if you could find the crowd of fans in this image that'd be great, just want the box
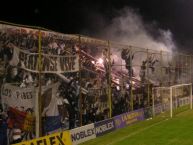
[0,27,155,144]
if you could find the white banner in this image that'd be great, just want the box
[1,83,35,111]
[9,46,79,73]
[70,123,96,145]
[1,83,60,112]
[41,83,60,116]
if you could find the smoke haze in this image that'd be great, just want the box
[99,7,176,52]
[81,7,178,81]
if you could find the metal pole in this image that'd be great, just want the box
[189,56,192,84]
[36,30,42,137]
[178,54,181,84]
[152,88,155,117]
[170,87,173,118]
[186,55,188,83]
[190,84,192,109]
[107,41,112,118]
[191,56,193,84]
[130,46,133,111]
[190,56,192,110]
[121,50,125,110]
[147,49,150,107]
[159,50,163,112]
[160,50,163,86]
[167,53,170,85]
[78,35,83,126]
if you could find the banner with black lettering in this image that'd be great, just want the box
[14,131,72,145]
[1,82,60,111]
[1,83,35,111]
[10,47,79,73]
[0,24,80,73]
[70,123,96,145]
[94,118,115,137]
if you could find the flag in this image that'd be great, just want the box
[23,113,35,132]
[7,107,35,132]
[7,107,26,129]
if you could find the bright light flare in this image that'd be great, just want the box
[126,84,129,89]
[97,58,104,64]
[115,78,120,84]
[91,61,95,64]
[132,81,135,85]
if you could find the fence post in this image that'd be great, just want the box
[36,29,42,137]
[170,87,173,118]
[152,88,155,117]
[78,35,83,126]
[190,56,192,110]
[130,46,133,111]
[160,50,163,86]
[107,41,112,118]
[146,49,150,107]
[190,84,192,109]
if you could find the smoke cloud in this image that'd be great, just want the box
[99,7,176,52]
[81,7,177,82]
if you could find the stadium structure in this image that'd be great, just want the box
[0,22,192,145]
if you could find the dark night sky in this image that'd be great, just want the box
[1,0,193,51]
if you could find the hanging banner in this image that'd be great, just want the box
[14,131,72,145]
[1,82,59,111]
[10,46,79,73]
[1,83,35,111]
[0,24,80,73]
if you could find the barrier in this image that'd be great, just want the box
[113,108,144,129]
[11,108,146,145]
[14,131,72,145]
[70,123,96,145]
[94,118,115,137]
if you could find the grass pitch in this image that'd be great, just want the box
[80,109,193,145]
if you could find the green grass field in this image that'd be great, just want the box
[80,109,193,145]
